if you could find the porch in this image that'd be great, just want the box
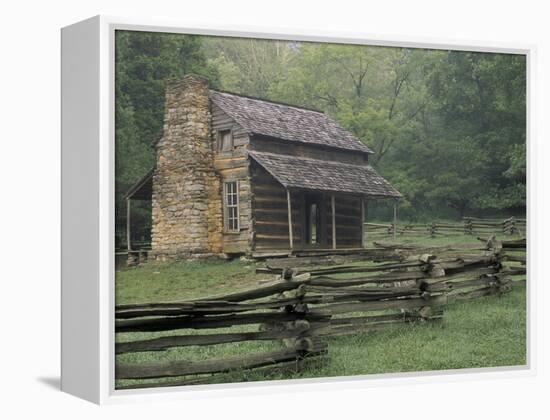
[248,151,401,254]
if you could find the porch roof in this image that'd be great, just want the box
[124,168,154,200]
[249,151,401,199]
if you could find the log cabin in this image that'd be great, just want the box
[125,74,401,260]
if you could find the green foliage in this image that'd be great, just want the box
[115,33,526,235]
[417,51,526,214]
[201,41,525,219]
[202,37,297,97]
[115,31,219,246]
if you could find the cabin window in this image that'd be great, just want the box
[223,181,240,232]
[219,129,233,152]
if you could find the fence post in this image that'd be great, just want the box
[272,268,325,372]
[483,236,512,296]
[464,218,473,235]
[509,216,517,235]
[260,268,296,339]
[127,251,139,266]
[430,222,437,238]
[416,254,446,321]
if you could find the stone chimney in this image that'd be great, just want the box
[151,74,223,260]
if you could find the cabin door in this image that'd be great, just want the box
[304,193,324,247]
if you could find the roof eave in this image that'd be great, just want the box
[250,133,373,155]
[286,185,401,199]
[124,168,154,200]
[249,151,401,198]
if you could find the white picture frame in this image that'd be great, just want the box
[61,15,535,405]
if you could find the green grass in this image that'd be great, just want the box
[115,234,526,389]
[116,258,267,304]
[320,285,526,375]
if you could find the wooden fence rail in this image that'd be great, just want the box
[277,243,510,337]
[365,216,526,239]
[115,236,521,389]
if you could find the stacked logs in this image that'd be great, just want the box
[307,254,447,337]
[463,216,526,236]
[482,236,526,281]
[115,238,517,389]
[115,270,330,390]
[259,240,511,337]
[364,217,525,239]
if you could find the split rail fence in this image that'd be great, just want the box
[115,236,524,389]
[365,216,526,239]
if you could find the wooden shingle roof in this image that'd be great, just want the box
[210,90,373,154]
[249,151,401,198]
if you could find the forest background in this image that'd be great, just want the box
[114,31,526,245]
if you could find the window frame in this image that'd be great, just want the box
[223,180,240,233]
[218,129,234,152]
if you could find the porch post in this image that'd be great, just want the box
[361,198,365,248]
[331,194,336,249]
[126,198,132,252]
[393,199,398,240]
[286,189,294,250]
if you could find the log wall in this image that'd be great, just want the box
[250,162,364,251]
[326,195,363,249]
[211,103,252,254]
[250,161,302,250]
[210,106,369,253]
[250,135,369,165]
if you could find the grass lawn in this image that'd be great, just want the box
[116,258,267,304]
[115,233,527,388]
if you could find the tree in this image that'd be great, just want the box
[202,37,297,97]
[206,41,526,218]
[115,34,527,231]
[422,51,526,214]
[115,31,219,246]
